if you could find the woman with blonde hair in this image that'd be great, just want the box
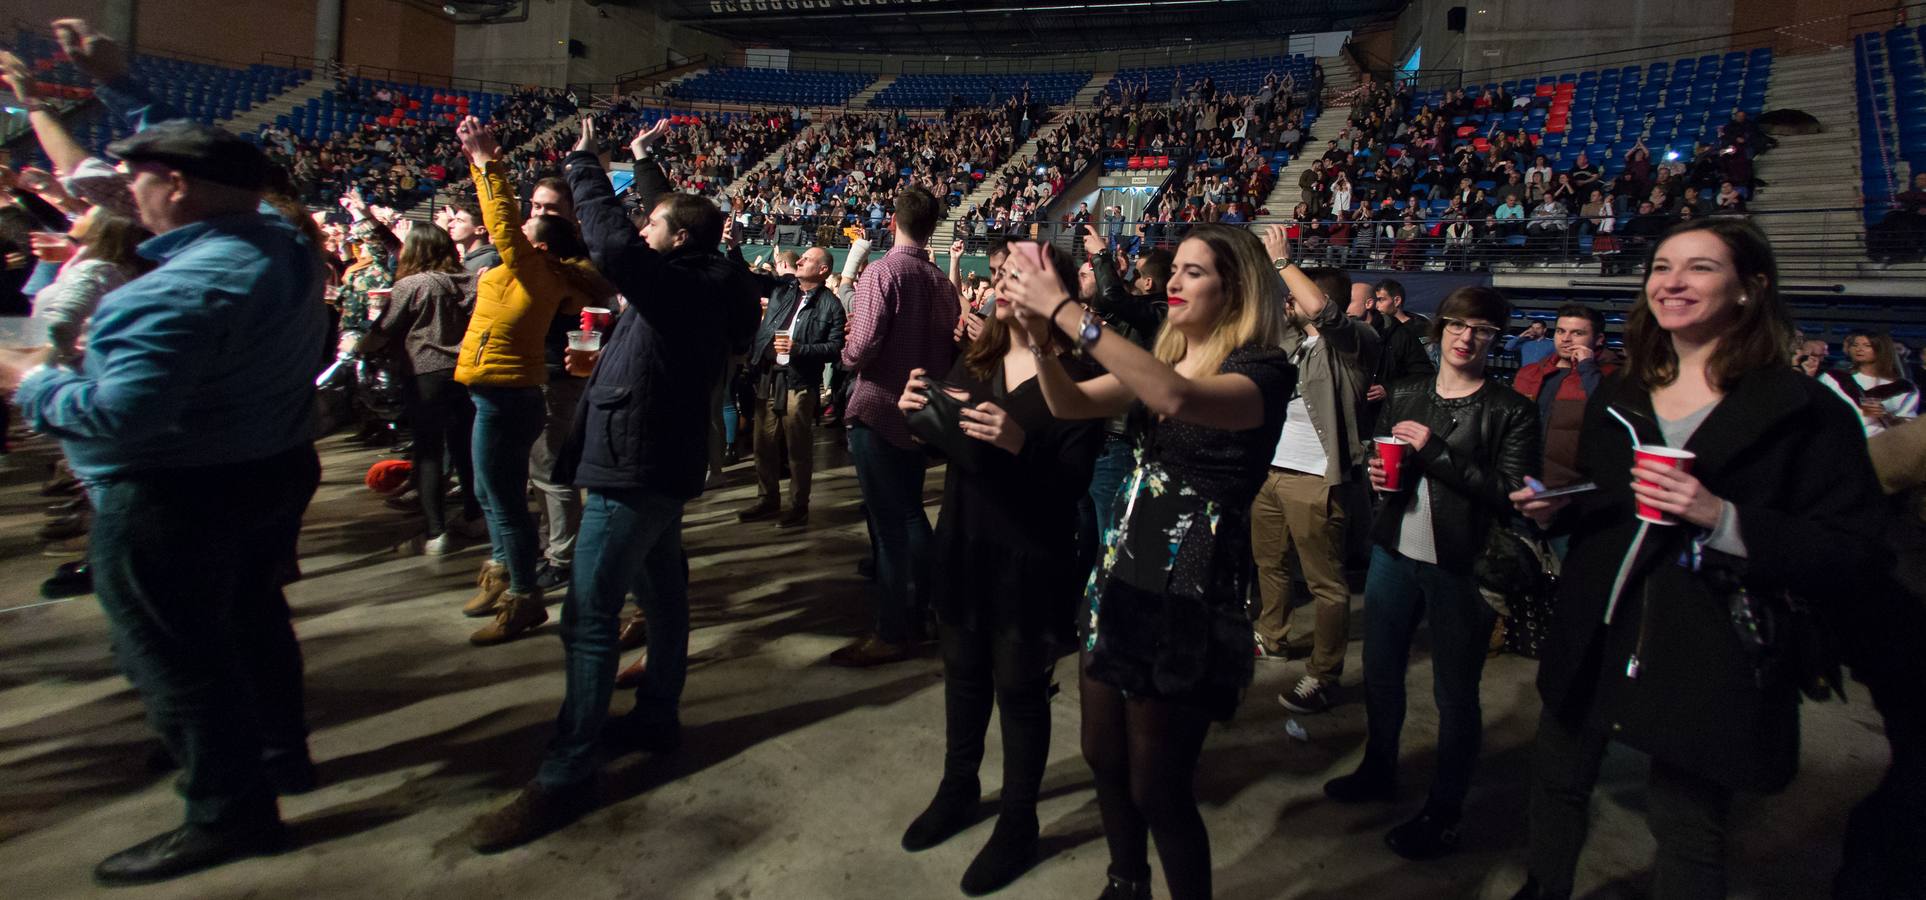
[1000,224,1298,900]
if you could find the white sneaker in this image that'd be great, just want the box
[424,533,460,556]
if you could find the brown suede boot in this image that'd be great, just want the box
[463,560,509,618]
[467,780,593,854]
[469,591,547,645]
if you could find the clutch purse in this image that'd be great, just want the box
[905,377,982,470]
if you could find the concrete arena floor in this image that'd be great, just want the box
[0,429,1892,900]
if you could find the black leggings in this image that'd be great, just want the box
[938,625,1055,813]
[1080,668,1215,900]
[408,370,480,535]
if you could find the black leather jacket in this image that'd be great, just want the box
[1371,374,1541,576]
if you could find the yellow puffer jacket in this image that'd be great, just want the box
[454,161,607,388]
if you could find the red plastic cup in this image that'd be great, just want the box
[1632,446,1696,524]
[580,306,612,333]
[1373,436,1412,491]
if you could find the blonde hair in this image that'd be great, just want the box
[1151,224,1286,375]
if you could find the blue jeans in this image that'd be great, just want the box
[848,423,931,644]
[1360,545,1497,816]
[469,385,547,594]
[1088,432,1135,542]
[90,445,319,826]
[537,486,688,789]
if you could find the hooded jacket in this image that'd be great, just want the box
[453,160,611,388]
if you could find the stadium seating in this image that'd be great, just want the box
[669,66,875,106]
[12,28,309,152]
[1109,54,1317,102]
[271,77,504,142]
[1406,48,1772,184]
[869,72,1087,108]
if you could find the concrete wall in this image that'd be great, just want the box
[0,0,456,74]
[1459,0,1735,83]
[453,0,735,89]
[340,0,456,77]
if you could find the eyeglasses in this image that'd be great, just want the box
[1441,317,1503,341]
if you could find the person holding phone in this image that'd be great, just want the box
[1506,219,1888,900]
[999,224,1297,900]
[1325,286,1539,861]
[893,241,1101,896]
[1821,330,1919,437]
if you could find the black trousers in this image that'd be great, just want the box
[938,624,1056,814]
[91,444,320,827]
[406,369,479,535]
[1526,711,1733,900]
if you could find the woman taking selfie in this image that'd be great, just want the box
[1324,286,1540,860]
[1509,218,1887,900]
[894,242,1102,897]
[999,224,1297,900]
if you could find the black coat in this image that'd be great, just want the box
[747,278,846,392]
[1371,375,1541,577]
[1536,368,1888,793]
[555,150,756,499]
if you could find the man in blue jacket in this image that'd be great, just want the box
[467,117,755,852]
[0,18,328,886]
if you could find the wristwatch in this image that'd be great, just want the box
[1272,258,1290,270]
[1076,308,1102,355]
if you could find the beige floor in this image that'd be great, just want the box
[0,430,1891,899]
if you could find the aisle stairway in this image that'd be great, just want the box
[1747,49,1868,275]
[848,75,897,108]
[1253,103,1350,221]
[220,75,334,136]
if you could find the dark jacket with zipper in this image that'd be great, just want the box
[1370,375,1541,577]
[1536,368,1888,793]
[1088,247,1167,351]
[553,150,756,499]
[747,277,846,393]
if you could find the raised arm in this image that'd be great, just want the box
[0,51,88,175]
[1004,250,1269,431]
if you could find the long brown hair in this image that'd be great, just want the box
[1846,329,1903,381]
[75,209,155,277]
[1623,217,1790,392]
[961,241,1076,381]
[395,223,465,280]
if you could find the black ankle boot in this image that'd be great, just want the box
[1096,869,1152,900]
[960,809,1038,896]
[900,777,979,852]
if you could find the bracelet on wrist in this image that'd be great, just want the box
[1049,295,1077,324]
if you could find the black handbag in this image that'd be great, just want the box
[905,377,982,470]
[1701,555,1847,703]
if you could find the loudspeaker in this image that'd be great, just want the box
[568,39,587,58]
[1447,6,1466,31]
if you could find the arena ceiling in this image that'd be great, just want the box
[660,0,1404,56]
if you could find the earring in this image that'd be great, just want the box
[1739,294,1749,305]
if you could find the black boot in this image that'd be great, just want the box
[900,777,979,852]
[960,809,1038,896]
[1095,869,1153,900]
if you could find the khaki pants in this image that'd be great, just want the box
[1250,467,1350,681]
[754,386,817,508]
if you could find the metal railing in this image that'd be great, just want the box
[258,52,526,96]
[716,206,1908,280]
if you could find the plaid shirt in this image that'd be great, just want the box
[841,242,960,449]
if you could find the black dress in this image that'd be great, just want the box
[930,354,1104,646]
[1082,344,1298,720]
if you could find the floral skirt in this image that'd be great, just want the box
[1081,459,1256,721]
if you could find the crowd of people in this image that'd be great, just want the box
[2,17,1924,900]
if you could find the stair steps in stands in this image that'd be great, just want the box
[849,75,897,109]
[1253,103,1350,223]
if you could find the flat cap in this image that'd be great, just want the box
[107,120,271,191]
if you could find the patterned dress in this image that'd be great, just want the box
[1083,344,1298,720]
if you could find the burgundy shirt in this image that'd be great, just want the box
[841,242,961,449]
